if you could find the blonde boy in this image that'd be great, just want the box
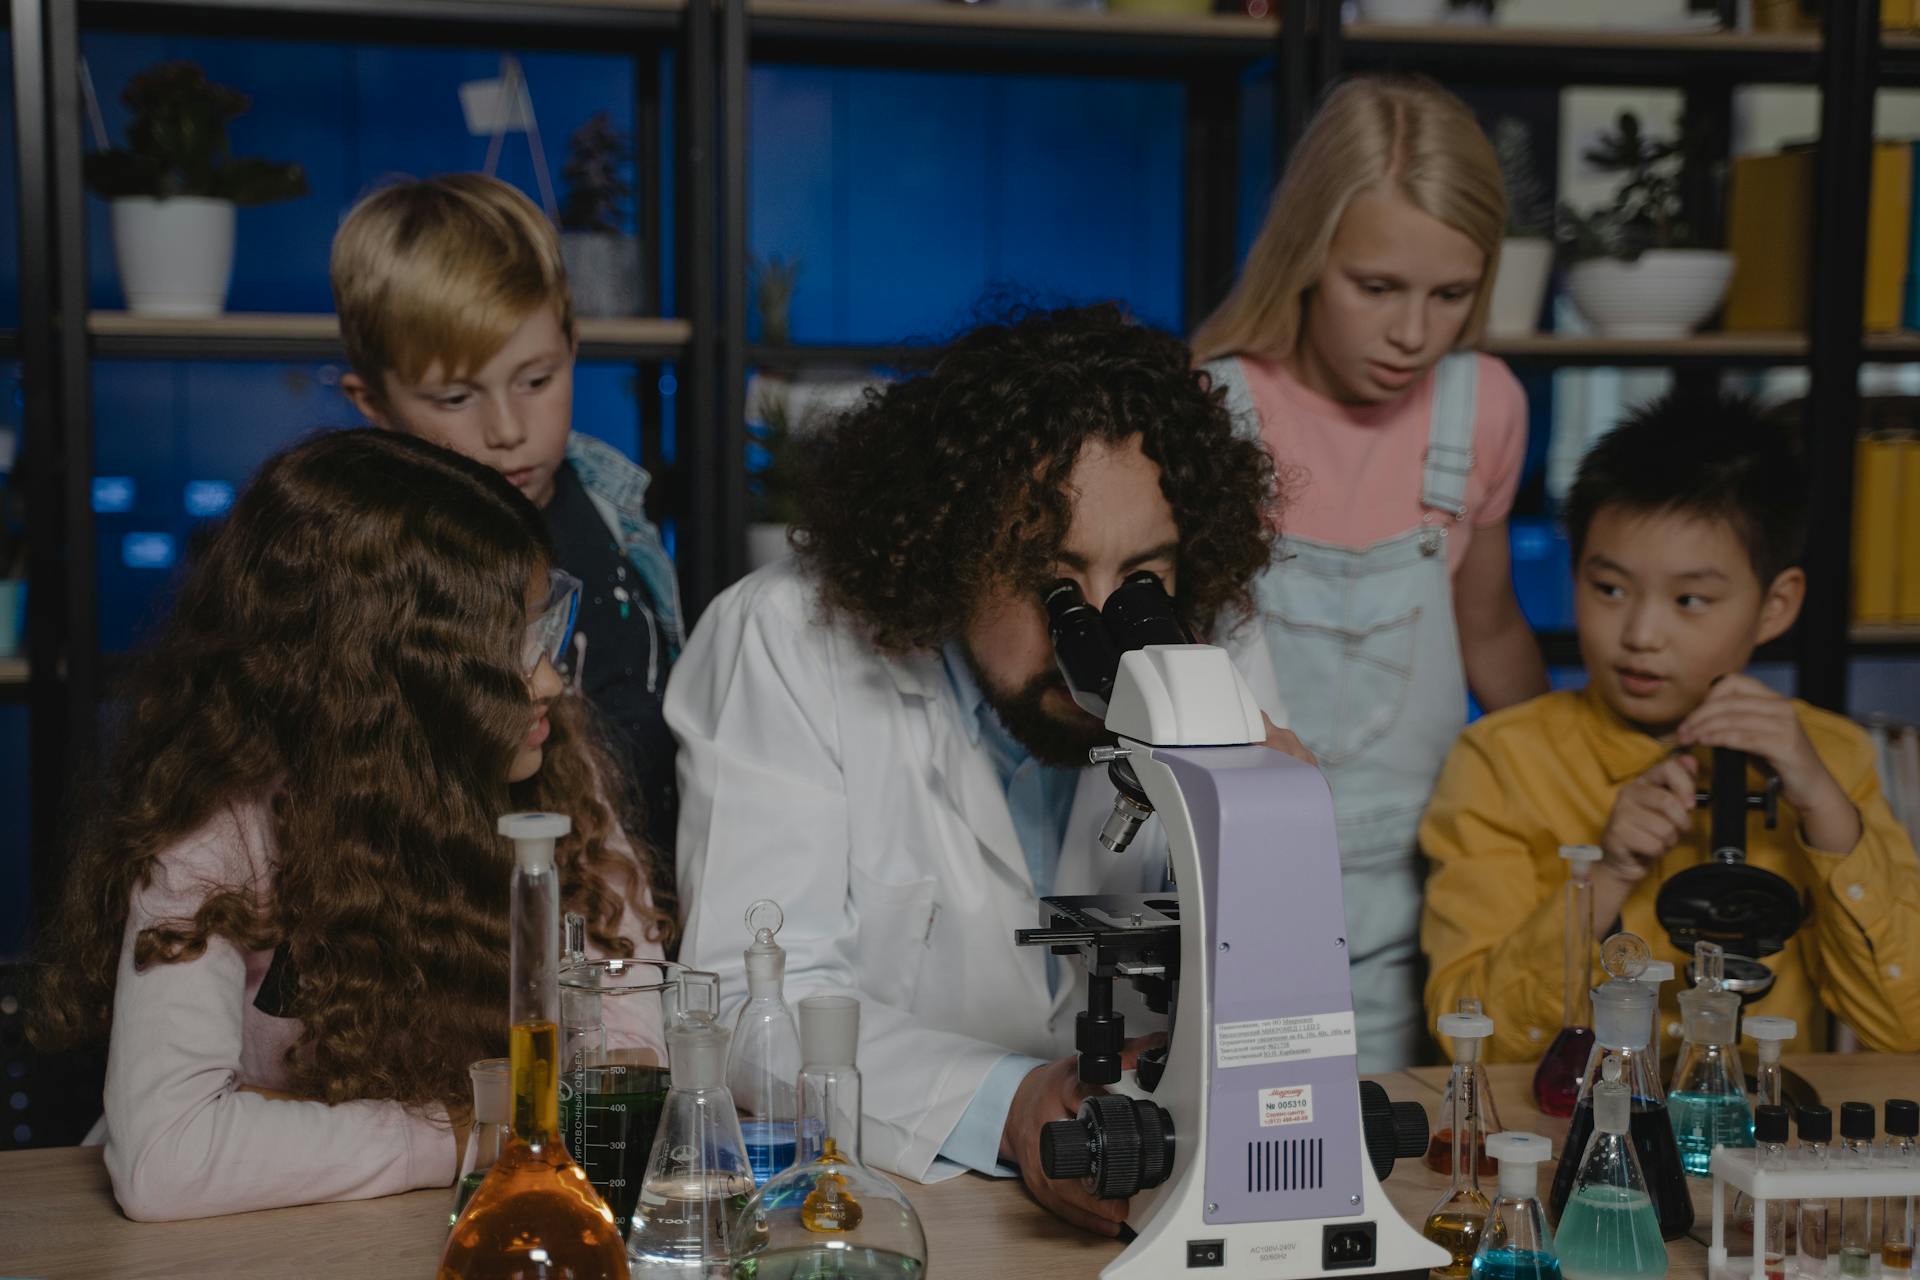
[332,173,684,852]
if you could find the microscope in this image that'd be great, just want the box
[1654,746,1807,1003]
[1015,572,1446,1279]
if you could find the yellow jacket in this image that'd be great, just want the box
[1419,687,1920,1061]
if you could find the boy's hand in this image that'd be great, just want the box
[1601,754,1699,878]
[1677,675,1862,853]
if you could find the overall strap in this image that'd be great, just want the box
[1200,356,1263,443]
[1420,351,1481,522]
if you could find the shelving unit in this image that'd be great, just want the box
[9,0,1914,933]
[9,0,717,915]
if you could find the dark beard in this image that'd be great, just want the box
[961,645,1113,770]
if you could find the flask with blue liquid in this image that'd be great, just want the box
[1475,1132,1563,1280]
[1668,942,1754,1177]
[726,899,805,1186]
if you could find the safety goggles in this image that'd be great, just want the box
[521,568,582,678]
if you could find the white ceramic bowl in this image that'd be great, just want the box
[1566,250,1734,339]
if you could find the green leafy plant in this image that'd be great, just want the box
[749,397,801,525]
[1556,110,1725,263]
[1493,117,1551,239]
[559,112,633,235]
[84,62,307,205]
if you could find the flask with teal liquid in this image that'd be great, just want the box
[1668,942,1753,1177]
[1555,1057,1669,1280]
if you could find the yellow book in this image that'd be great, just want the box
[1868,143,1913,332]
[1898,437,1920,622]
[1855,432,1903,625]
[1885,0,1914,28]
[1725,144,1909,332]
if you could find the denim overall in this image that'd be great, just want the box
[1206,354,1478,1071]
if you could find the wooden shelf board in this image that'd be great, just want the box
[0,658,25,686]
[1487,332,1808,359]
[1345,22,1817,55]
[1852,624,1920,648]
[750,0,1274,41]
[86,312,692,356]
[1863,331,1920,358]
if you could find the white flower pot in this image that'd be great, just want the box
[110,196,236,318]
[561,231,643,318]
[1566,250,1735,339]
[747,523,791,571]
[1488,236,1554,337]
[1356,0,1450,22]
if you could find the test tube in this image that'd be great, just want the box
[1757,1105,1791,1280]
[1799,1105,1833,1279]
[1887,1099,1918,1274]
[1839,1103,1876,1279]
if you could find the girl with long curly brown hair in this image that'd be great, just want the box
[29,429,676,1222]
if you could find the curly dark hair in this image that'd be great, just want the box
[792,303,1278,652]
[30,429,675,1114]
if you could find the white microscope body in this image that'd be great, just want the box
[1026,643,1447,1279]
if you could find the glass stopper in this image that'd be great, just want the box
[1600,931,1650,980]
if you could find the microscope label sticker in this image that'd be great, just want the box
[1214,1011,1357,1069]
[1258,1084,1314,1127]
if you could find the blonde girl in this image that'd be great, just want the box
[1194,75,1548,1070]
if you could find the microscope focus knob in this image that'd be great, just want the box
[1039,1094,1176,1200]
[1358,1080,1431,1182]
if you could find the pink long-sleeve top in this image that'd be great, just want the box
[88,798,669,1221]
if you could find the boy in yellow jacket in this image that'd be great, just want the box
[1420,391,1920,1059]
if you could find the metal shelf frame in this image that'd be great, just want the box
[9,0,720,917]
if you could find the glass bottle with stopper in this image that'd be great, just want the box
[627,1009,757,1276]
[727,995,928,1279]
[1549,931,1693,1243]
[1474,1132,1563,1280]
[1535,845,1602,1119]
[1430,997,1503,1177]
[1554,1057,1668,1280]
[1669,941,1754,1178]
[439,813,628,1280]
[726,899,804,1188]
[451,1059,511,1228]
[1426,1007,1500,1278]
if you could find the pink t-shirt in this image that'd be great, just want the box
[1240,352,1529,575]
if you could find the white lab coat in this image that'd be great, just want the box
[669,560,1287,1182]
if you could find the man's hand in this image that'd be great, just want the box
[1677,674,1861,853]
[999,1036,1162,1236]
[1262,714,1316,766]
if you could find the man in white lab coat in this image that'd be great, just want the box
[668,304,1305,1235]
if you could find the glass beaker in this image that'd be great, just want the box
[1534,846,1601,1119]
[452,1059,511,1228]
[559,953,718,1239]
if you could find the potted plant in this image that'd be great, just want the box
[1487,117,1555,337]
[746,254,804,570]
[1557,110,1734,339]
[84,62,307,318]
[559,113,642,318]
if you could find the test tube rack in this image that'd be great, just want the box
[1708,1147,1920,1280]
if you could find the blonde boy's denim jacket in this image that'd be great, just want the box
[565,433,685,658]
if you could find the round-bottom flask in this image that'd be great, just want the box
[729,997,928,1279]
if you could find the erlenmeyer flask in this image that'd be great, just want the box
[628,1013,757,1277]
[452,1059,511,1228]
[1430,997,1502,1176]
[1475,1133,1563,1280]
[1668,942,1752,1177]
[728,996,928,1278]
[1554,1058,1668,1280]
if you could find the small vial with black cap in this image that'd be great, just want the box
[1839,1103,1877,1279]
[1797,1104,1834,1279]
[1885,1099,1918,1274]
